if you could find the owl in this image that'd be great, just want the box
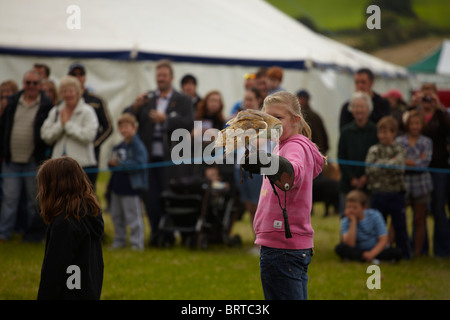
[215,109,283,156]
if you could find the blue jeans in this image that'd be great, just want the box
[234,168,262,205]
[370,192,412,259]
[259,246,312,300]
[0,161,38,240]
[430,172,450,257]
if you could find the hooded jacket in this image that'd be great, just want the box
[253,134,324,250]
[37,212,104,300]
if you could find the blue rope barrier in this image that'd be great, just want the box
[1,156,450,179]
[327,158,450,174]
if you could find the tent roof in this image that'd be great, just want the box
[0,0,407,77]
[408,40,450,75]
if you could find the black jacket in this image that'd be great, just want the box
[37,213,104,300]
[124,89,194,185]
[126,89,194,160]
[0,90,53,164]
[422,108,450,169]
[83,90,113,159]
[339,92,390,131]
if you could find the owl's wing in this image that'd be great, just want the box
[216,109,277,155]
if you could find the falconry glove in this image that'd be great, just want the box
[241,150,295,238]
[241,150,294,191]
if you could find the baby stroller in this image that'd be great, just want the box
[156,165,241,249]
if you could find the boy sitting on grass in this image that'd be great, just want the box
[335,190,402,262]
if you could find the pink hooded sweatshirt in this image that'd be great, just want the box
[254,134,324,250]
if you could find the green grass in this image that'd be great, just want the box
[266,0,450,31]
[0,172,449,300]
[414,0,450,29]
[266,0,366,31]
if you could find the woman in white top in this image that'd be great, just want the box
[41,76,99,175]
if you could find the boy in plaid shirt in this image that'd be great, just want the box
[365,116,412,259]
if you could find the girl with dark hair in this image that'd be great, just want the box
[37,156,104,300]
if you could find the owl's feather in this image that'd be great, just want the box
[215,109,282,156]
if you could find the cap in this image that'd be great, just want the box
[296,89,310,98]
[68,62,86,75]
[382,89,403,100]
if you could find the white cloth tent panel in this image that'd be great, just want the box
[0,0,408,76]
[0,0,411,165]
[437,40,450,75]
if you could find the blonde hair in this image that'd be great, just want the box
[262,91,312,139]
[0,79,19,98]
[117,113,138,127]
[262,91,327,163]
[59,75,82,99]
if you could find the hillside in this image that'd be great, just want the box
[266,0,450,32]
[266,0,450,66]
[370,37,444,67]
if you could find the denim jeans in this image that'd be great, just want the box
[0,161,38,240]
[370,192,412,259]
[430,172,450,257]
[259,246,312,300]
[142,157,165,245]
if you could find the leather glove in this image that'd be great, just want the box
[241,150,295,191]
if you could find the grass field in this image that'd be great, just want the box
[0,173,449,300]
[266,0,450,31]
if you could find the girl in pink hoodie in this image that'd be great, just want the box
[243,91,325,300]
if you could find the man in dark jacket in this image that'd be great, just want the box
[296,89,329,155]
[126,59,194,245]
[339,68,390,131]
[0,70,53,241]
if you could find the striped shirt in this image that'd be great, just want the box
[10,94,40,163]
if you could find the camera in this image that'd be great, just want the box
[422,95,432,102]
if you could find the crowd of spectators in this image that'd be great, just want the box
[337,69,450,259]
[0,60,449,260]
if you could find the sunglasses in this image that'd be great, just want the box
[25,81,39,86]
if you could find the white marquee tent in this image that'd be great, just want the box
[0,0,411,163]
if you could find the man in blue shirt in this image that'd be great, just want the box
[335,190,402,262]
